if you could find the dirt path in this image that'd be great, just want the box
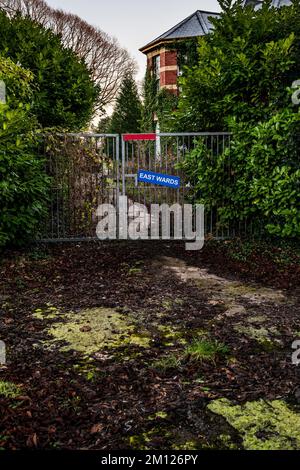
[0,241,300,450]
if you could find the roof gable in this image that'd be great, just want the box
[140,10,220,52]
[140,1,293,53]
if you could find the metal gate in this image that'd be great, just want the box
[40,132,232,242]
[41,133,120,241]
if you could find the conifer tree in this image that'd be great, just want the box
[109,73,142,134]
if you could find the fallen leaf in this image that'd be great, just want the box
[90,424,104,434]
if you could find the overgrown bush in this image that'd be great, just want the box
[0,10,98,130]
[0,57,49,248]
[175,0,300,131]
[182,109,300,237]
[177,0,300,238]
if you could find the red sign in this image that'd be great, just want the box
[123,134,156,142]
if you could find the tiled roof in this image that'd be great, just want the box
[139,10,220,52]
[140,1,293,53]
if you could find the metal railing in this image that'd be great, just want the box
[40,133,119,241]
[39,131,253,242]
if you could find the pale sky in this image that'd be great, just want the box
[45,0,221,80]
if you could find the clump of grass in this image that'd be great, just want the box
[184,339,229,363]
[153,354,181,372]
[0,381,21,398]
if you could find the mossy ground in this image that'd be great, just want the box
[208,399,300,450]
[1,242,299,450]
[234,315,282,351]
[30,269,298,450]
[157,325,187,346]
[128,406,242,450]
[35,307,152,356]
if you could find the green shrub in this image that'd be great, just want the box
[176,1,300,238]
[182,109,300,238]
[0,11,98,130]
[0,56,49,248]
[174,0,300,131]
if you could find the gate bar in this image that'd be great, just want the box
[159,132,232,137]
[123,134,156,141]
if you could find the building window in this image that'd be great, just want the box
[153,55,160,78]
[152,54,160,90]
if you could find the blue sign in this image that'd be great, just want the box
[138,170,181,189]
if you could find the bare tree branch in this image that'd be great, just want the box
[0,0,137,110]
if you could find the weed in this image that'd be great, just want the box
[184,339,229,363]
[0,381,21,398]
[153,354,181,372]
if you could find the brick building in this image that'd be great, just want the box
[139,0,291,95]
[139,10,219,95]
